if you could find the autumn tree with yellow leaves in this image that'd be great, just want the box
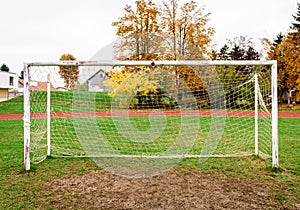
[112,0,163,60]
[264,2,300,104]
[159,0,215,105]
[105,0,215,108]
[58,53,79,90]
[103,67,169,108]
[112,0,214,60]
[161,0,214,60]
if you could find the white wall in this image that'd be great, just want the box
[0,71,18,89]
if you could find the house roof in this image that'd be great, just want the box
[87,69,106,81]
[0,71,18,76]
[19,79,56,91]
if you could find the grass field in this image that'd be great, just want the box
[0,95,300,209]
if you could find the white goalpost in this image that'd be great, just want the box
[23,60,278,172]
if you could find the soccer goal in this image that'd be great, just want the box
[23,60,278,172]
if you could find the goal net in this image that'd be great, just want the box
[23,60,278,175]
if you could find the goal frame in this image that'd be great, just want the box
[23,60,278,170]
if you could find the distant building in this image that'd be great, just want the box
[0,71,18,101]
[296,92,300,103]
[18,79,56,92]
[280,90,300,104]
[56,86,69,91]
[87,69,112,92]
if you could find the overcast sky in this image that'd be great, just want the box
[0,0,298,74]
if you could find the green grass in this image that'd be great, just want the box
[278,118,300,175]
[1,93,299,115]
[0,91,112,114]
[1,118,299,208]
[0,95,24,114]
[28,115,264,161]
[0,94,300,208]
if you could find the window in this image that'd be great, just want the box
[9,76,14,86]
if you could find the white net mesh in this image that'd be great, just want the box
[26,61,274,175]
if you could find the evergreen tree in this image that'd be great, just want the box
[19,71,24,79]
[218,44,230,60]
[214,36,261,107]
[292,2,300,30]
[0,64,9,72]
[273,32,283,46]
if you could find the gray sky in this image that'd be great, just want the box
[0,0,298,74]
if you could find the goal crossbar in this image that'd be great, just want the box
[25,60,277,67]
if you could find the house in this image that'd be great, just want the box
[0,71,18,101]
[87,69,112,92]
[296,91,300,103]
[4,79,57,101]
[18,79,56,92]
[56,86,69,91]
[291,90,300,104]
[280,90,300,105]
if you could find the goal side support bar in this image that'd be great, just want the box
[254,73,259,156]
[24,64,30,171]
[47,74,51,156]
[271,62,279,168]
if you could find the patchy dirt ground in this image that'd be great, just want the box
[41,169,296,209]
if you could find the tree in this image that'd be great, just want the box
[103,67,165,108]
[215,36,260,61]
[159,0,215,107]
[108,0,215,109]
[161,0,214,60]
[274,32,284,46]
[0,64,9,72]
[292,2,300,30]
[218,44,230,60]
[215,36,261,66]
[112,0,163,60]
[19,70,24,79]
[291,2,300,90]
[214,36,261,107]
[110,0,164,106]
[264,3,300,104]
[58,54,79,90]
[112,0,214,60]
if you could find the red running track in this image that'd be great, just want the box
[0,111,300,120]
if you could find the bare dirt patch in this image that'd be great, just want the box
[41,169,294,209]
